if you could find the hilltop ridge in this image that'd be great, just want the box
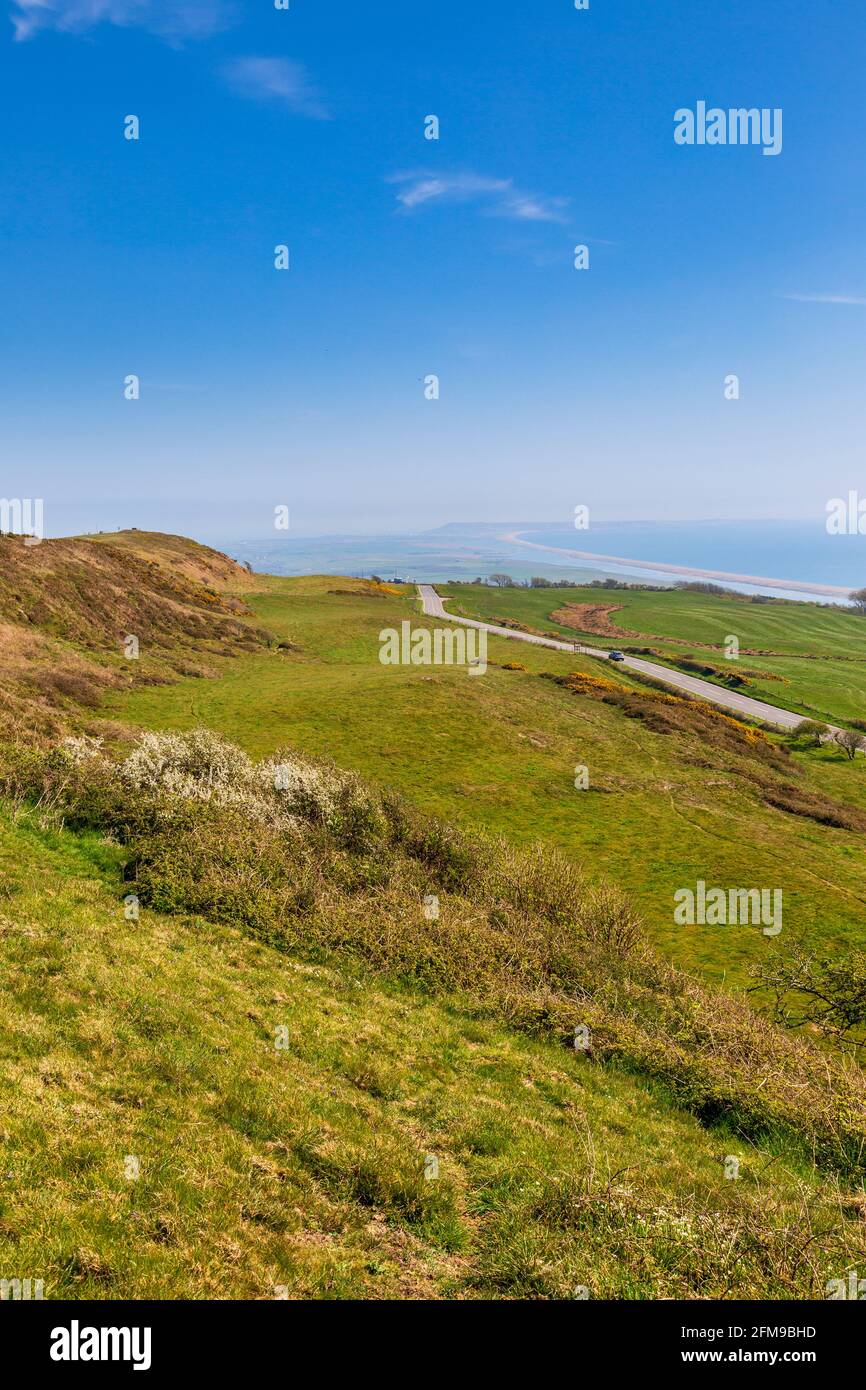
[2,532,866,1300]
[0,531,269,740]
[82,529,258,592]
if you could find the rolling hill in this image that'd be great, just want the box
[1,532,865,1300]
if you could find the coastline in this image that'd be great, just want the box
[502,530,854,601]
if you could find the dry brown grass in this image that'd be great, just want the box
[756,780,866,832]
[0,534,275,741]
[82,529,258,593]
[545,669,788,769]
[0,534,267,654]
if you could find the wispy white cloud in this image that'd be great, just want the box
[388,170,569,224]
[11,0,235,42]
[221,56,330,119]
[500,192,569,223]
[391,172,510,211]
[778,292,866,306]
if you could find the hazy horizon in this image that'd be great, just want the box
[37,510,866,544]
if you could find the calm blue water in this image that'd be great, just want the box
[219,530,621,587]
[531,522,866,591]
[216,520,866,606]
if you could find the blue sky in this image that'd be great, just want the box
[2,0,865,540]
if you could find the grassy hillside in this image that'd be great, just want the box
[440,582,866,727]
[83,529,259,593]
[0,532,268,742]
[106,573,866,987]
[3,534,866,1301]
[2,738,864,1300]
[440,582,866,657]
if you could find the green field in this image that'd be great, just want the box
[4,800,862,1300]
[5,540,866,1302]
[440,582,866,727]
[105,576,866,986]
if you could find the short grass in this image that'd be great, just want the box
[105,578,866,988]
[6,548,866,1303]
[441,582,866,726]
[1,806,862,1300]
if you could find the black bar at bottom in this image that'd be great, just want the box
[3,1297,859,1376]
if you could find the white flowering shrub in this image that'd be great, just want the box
[259,756,334,814]
[121,729,253,797]
[260,750,389,847]
[119,730,388,847]
[119,730,282,824]
[59,734,104,764]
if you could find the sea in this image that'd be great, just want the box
[216,520,866,606]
